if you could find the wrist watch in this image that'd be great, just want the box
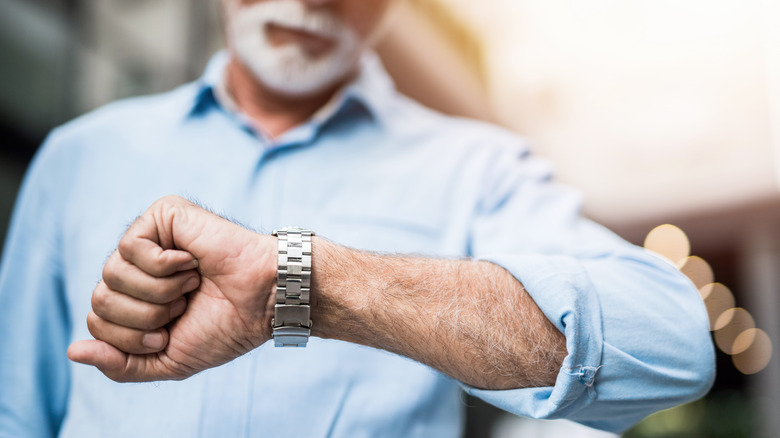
[271,227,314,347]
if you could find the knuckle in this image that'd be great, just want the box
[153,196,170,208]
[113,331,142,354]
[143,281,175,304]
[154,195,183,215]
[143,305,170,330]
[159,194,179,204]
[117,235,133,260]
[102,258,118,287]
[86,312,101,338]
[158,277,183,301]
[91,286,109,313]
[148,264,169,279]
[142,255,169,279]
[169,194,189,205]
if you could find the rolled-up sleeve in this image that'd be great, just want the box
[462,144,715,433]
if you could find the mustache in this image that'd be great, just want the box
[232,0,348,39]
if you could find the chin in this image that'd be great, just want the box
[238,43,361,97]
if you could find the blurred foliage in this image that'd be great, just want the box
[625,390,757,438]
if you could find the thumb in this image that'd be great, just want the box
[67,340,145,382]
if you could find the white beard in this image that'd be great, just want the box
[224,0,363,97]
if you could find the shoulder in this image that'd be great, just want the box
[380,92,532,161]
[43,82,201,157]
[23,83,201,201]
[375,93,539,185]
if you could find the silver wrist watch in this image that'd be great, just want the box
[271,227,314,347]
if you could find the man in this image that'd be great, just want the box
[0,0,714,436]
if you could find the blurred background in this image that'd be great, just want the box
[1,0,778,436]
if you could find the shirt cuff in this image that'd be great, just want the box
[462,254,604,420]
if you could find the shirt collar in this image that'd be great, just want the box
[188,50,396,127]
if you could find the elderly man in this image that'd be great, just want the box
[0,0,714,436]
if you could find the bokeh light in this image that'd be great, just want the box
[644,224,690,264]
[714,308,755,355]
[699,283,736,331]
[731,326,758,355]
[643,224,773,376]
[731,328,773,375]
[677,256,714,290]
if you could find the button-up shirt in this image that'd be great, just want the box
[0,51,714,437]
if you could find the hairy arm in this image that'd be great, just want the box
[312,238,567,390]
[68,196,564,389]
[68,195,712,433]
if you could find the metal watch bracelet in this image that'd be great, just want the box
[271,227,314,347]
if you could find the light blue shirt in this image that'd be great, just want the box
[0,52,714,437]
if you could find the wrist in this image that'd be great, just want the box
[309,236,336,340]
[261,234,279,340]
[310,237,373,343]
[239,232,278,342]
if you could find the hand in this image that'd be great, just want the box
[67,196,277,382]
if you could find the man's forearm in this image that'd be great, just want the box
[310,237,567,390]
[69,196,567,388]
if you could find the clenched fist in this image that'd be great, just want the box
[67,195,277,382]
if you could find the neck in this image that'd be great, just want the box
[224,57,348,139]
